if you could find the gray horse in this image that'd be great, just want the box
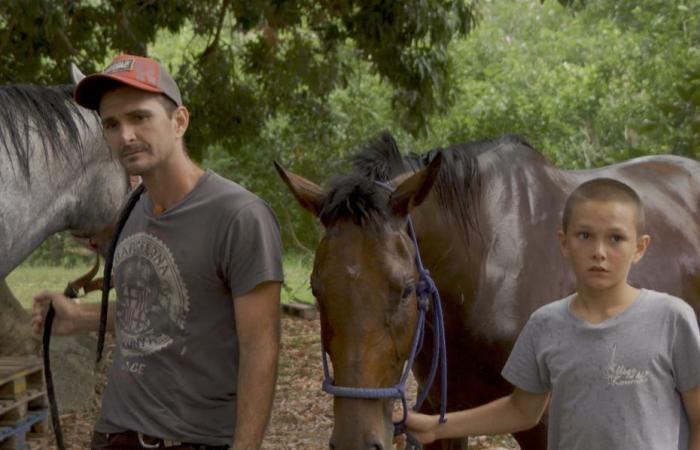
[0,67,129,362]
[0,66,128,279]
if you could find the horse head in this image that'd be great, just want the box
[0,66,130,277]
[64,65,131,256]
[276,155,442,450]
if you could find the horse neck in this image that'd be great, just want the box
[0,111,125,278]
[408,148,576,300]
[409,188,483,284]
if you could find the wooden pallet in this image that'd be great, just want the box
[282,301,317,320]
[0,357,49,450]
[0,410,49,450]
[0,357,47,425]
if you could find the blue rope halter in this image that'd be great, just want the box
[320,182,448,427]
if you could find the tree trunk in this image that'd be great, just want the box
[0,278,38,355]
[0,278,98,411]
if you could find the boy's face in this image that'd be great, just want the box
[558,199,650,296]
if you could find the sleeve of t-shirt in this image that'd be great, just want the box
[220,200,284,299]
[501,314,551,394]
[671,303,700,392]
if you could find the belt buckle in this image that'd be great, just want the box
[137,430,184,448]
[137,431,161,448]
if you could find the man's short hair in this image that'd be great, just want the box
[562,178,645,234]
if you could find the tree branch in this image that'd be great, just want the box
[0,16,17,56]
[199,0,231,62]
[57,29,78,55]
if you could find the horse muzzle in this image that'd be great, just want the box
[328,397,395,450]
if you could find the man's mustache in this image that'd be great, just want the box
[120,143,150,155]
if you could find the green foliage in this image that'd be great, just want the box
[414,0,700,167]
[3,0,699,254]
[280,252,315,304]
[25,233,95,268]
[0,0,477,151]
[9,252,313,307]
[7,263,104,308]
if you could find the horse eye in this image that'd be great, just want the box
[401,283,415,300]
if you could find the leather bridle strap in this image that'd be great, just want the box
[43,254,102,450]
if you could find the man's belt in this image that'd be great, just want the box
[102,430,230,449]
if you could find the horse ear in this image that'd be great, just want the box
[70,63,86,84]
[389,152,443,217]
[274,161,324,216]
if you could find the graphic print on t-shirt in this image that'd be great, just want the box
[113,232,190,360]
[605,343,650,386]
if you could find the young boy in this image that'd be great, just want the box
[398,178,700,449]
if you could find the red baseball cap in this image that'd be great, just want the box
[74,54,182,110]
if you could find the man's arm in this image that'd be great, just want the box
[232,281,281,450]
[683,384,700,450]
[32,291,116,335]
[400,388,549,445]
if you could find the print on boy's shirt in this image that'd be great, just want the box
[113,232,190,368]
[605,343,649,386]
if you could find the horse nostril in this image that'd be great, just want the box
[328,442,336,450]
[368,444,383,450]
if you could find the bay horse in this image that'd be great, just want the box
[0,66,129,279]
[276,132,700,450]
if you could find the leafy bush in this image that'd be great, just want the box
[25,232,95,268]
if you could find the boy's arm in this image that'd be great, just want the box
[683,384,700,450]
[401,388,550,444]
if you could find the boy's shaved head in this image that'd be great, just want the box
[563,178,645,234]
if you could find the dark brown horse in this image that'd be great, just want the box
[276,133,700,450]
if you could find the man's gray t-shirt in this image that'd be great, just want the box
[502,289,700,450]
[94,170,284,445]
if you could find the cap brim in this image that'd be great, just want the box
[74,73,165,111]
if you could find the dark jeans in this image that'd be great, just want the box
[91,430,230,450]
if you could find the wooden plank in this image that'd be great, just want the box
[0,410,49,450]
[282,302,317,320]
[26,435,49,450]
[0,357,42,401]
[0,401,29,426]
[0,357,48,441]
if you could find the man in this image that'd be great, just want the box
[32,54,284,450]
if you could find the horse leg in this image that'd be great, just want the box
[513,422,547,450]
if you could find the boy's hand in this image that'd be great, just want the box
[392,411,440,448]
[31,291,82,336]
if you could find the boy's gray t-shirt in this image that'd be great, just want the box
[502,289,700,450]
[94,170,284,445]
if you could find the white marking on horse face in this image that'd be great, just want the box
[347,265,361,279]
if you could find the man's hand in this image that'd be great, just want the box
[31,291,83,336]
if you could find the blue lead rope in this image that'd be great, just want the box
[320,212,448,426]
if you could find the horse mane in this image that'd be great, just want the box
[318,174,391,230]
[0,84,91,179]
[319,131,536,237]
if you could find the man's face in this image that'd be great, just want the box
[559,199,649,296]
[99,86,181,176]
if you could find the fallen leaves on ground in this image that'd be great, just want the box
[54,316,518,449]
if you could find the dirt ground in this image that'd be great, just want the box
[54,316,518,449]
